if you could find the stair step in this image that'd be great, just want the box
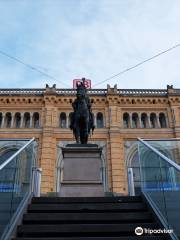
[13,236,168,240]
[13,196,170,239]
[23,212,153,224]
[17,223,159,237]
[32,196,142,204]
[28,202,146,213]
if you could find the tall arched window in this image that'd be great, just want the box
[24,112,30,128]
[97,112,104,128]
[123,113,130,128]
[159,113,167,128]
[0,113,2,128]
[60,112,67,128]
[5,112,12,128]
[150,113,157,128]
[141,113,148,128]
[15,112,21,128]
[33,112,40,128]
[0,148,19,183]
[132,113,139,128]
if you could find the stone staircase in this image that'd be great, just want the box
[13,196,170,240]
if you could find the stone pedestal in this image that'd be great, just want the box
[59,144,104,197]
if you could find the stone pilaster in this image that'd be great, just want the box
[40,129,56,193]
[138,113,142,128]
[94,112,97,127]
[107,93,127,194]
[30,112,33,128]
[147,113,152,128]
[11,112,14,128]
[156,113,161,128]
[129,113,133,128]
[20,112,24,128]
[1,113,5,128]
[109,132,127,194]
[66,113,69,128]
[40,97,57,193]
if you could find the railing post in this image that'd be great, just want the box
[128,168,135,196]
[33,168,42,197]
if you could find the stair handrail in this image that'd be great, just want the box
[142,138,180,141]
[0,137,35,171]
[138,138,180,171]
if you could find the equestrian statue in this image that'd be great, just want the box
[70,79,95,144]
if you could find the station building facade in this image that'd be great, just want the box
[0,84,180,195]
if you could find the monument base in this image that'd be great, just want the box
[59,144,104,197]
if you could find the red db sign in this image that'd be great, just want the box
[73,79,91,89]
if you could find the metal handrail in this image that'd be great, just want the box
[142,138,180,141]
[0,138,35,171]
[138,138,180,171]
[0,138,34,141]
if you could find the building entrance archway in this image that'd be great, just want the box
[126,140,173,196]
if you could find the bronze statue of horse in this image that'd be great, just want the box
[70,83,95,144]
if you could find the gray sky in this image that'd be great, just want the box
[0,0,180,89]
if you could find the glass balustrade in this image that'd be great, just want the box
[0,139,29,167]
[138,139,180,239]
[0,139,36,240]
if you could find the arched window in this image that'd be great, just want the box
[123,113,130,128]
[141,113,148,128]
[127,148,141,195]
[150,113,157,128]
[33,112,40,128]
[5,112,12,128]
[97,112,104,128]
[15,112,21,128]
[159,113,167,128]
[132,113,139,128]
[0,113,2,128]
[24,112,30,128]
[60,112,67,128]
[0,149,17,182]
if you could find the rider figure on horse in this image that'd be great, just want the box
[70,79,95,144]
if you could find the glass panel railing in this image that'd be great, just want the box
[0,139,36,240]
[144,139,180,166]
[138,139,180,239]
[0,139,29,167]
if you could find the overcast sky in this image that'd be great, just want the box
[0,0,180,89]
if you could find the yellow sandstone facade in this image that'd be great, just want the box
[0,84,180,194]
